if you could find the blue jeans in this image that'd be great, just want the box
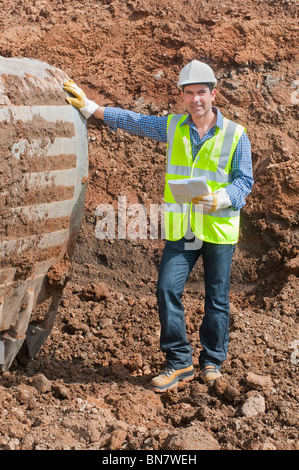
[156,237,236,370]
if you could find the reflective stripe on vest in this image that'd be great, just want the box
[164,114,244,244]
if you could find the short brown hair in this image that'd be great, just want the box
[182,82,215,92]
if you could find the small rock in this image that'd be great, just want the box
[213,377,227,396]
[99,318,113,328]
[80,281,111,302]
[245,372,273,392]
[246,438,277,450]
[107,428,127,450]
[154,70,163,79]
[52,383,70,399]
[241,392,266,418]
[31,374,52,394]
[213,377,240,402]
[5,439,17,450]
[125,353,143,372]
[163,423,220,450]
[15,384,37,407]
[224,384,240,402]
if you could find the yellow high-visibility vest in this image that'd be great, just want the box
[164,114,245,244]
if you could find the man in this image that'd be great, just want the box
[63,60,253,392]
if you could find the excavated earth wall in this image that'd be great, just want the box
[0,0,298,452]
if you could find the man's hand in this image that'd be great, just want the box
[192,188,232,213]
[63,80,98,119]
[192,193,219,213]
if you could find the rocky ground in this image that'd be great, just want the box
[0,0,298,451]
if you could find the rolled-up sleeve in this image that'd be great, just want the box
[226,131,254,210]
[104,107,168,143]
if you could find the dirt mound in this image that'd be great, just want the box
[0,0,298,451]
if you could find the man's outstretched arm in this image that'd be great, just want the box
[63,79,167,142]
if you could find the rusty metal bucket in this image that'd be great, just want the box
[0,56,88,371]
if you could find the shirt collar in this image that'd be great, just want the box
[181,107,224,130]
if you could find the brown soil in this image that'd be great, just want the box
[0,0,298,451]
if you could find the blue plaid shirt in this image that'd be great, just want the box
[104,106,253,210]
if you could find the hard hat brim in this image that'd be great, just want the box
[177,79,217,90]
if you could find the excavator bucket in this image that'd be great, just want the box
[0,56,88,371]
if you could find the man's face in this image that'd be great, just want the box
[181,84,216,120]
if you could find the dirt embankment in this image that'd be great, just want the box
[0,0,298,451]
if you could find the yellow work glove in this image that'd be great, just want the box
[63,79,98,119]
[192,188,232,213]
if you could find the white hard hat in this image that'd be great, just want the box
[177,60,217,90]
